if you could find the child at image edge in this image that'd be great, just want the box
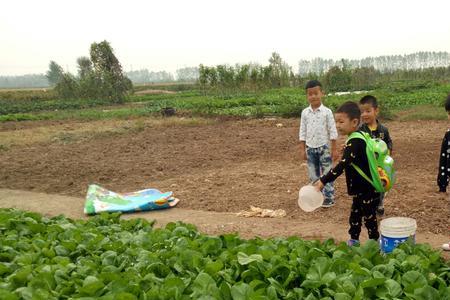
[359,95,393,216]
[315,101,380,246]
[437,93,450,251]
[299,80,339,207]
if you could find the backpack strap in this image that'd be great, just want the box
[347,131,366,142]
[347,132,375,187]
[351,162,375,187]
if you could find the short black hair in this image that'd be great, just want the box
[445,93,450,112]
[336,101,361,121]
[359,95,378,108]
[305,80,322,90]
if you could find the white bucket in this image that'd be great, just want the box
[298,185,323,212]
[380,217,417,253]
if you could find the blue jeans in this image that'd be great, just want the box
[306,144,334,201]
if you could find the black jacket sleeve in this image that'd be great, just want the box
[320,140,357,184]
[437,132,450,192]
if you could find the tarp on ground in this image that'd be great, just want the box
[84,184,179,215]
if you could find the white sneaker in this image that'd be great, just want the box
[442,242,450,251]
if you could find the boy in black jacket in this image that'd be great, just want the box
[315,101,380,246]
[438,94,450,252]
[359,95,393,216]
[438,94,450,193]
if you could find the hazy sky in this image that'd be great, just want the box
[1,0,450,76]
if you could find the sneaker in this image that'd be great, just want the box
[376,206,385,216]
[442,242,450,251]
[347,239,360,247]
[321,198,335,208]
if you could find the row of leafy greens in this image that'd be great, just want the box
[0,208,448,299]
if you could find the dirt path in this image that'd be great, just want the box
[0,188,448,254]
[0,118,448,251]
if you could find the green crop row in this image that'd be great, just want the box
[1,82,450,122]
[0,209,448,299]
[0,98,117,116]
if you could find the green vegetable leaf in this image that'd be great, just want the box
[237,252,263,265]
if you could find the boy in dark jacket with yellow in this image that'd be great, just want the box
[315,101,380,246]
[359,95,393,216]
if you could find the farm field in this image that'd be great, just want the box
[1,84,450,298]
[3,3,450,297]
[0,116,448,238]
[2,82,450,122]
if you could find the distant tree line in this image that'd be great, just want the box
[2,51,450,93]
[0,67,199,88]
[46,41,133,102]
[198,51,450,93]
[319,64,450,92]
[125,67,199,83]
[176,67,199,82]
[298,51,450,75]
[126,70,174,84]
[198,52,297,94]
[0,74,48,89]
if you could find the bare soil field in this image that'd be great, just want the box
[0,117,448,246]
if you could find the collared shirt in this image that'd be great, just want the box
[299,104,338,148]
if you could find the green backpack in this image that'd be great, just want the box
[347,131,395,193]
